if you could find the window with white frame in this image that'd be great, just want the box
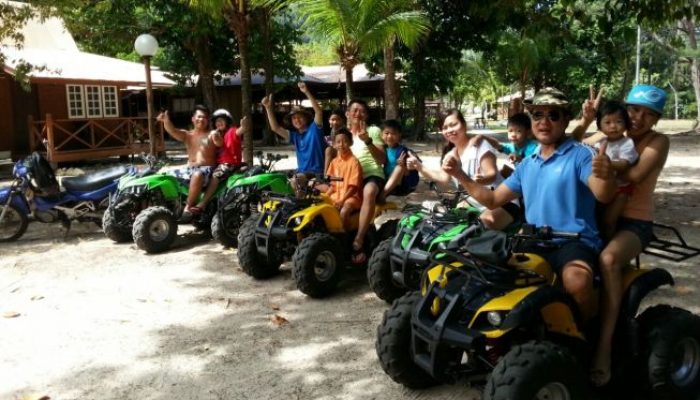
[66,85,85,118]
[102,86,118,117]
[65,84,120,119]
[85,85,102,117]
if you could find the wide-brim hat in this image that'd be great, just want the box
[524,88,570,109]
[283,106,313,127]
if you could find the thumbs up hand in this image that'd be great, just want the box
[592,141,612,179]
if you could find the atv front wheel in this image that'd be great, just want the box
[367,238,406,303]
[237,216,282,279]
[102,208,132,242]
[375,291,437,389]
[640,306,700,400]
[484,341,588,400]
[292,233,342,298]
[132,206,177,254]
[0,203,28,242]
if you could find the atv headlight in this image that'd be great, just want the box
[486,311,503,327]
[290,216,303,227]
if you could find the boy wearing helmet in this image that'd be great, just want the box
[196,109,249,210]
[442,88,616,326]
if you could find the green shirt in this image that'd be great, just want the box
[351,126,385,179]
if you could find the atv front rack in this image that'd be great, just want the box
[641,223,700,262]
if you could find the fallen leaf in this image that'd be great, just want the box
[271,314,288,326]
[3,311,20,318]
[269,303,280,311]
[675,286,693,295]
[20,395,50,400]
[30,295,44,301]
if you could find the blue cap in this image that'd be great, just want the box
[624,84,667,115]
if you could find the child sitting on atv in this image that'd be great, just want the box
[325,129,363,230]
[377,120,419,204]
[262,82,326,195]
[470,113,537,178]
[196,109,249,210]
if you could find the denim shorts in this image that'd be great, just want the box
[616,217,654,248]
[170,165,213,187]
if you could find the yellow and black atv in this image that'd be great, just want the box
[237,176,398,297]
[375,224,700,400]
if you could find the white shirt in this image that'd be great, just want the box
[595,137,638,186]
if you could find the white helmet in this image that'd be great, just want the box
[211,108,233,125]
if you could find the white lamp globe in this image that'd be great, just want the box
[134,34,159,57]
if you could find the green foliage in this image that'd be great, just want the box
[294,42,337,66]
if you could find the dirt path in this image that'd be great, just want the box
[1,130,699,400]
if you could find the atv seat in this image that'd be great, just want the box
[463,230,509,265]
[62,166,129,192]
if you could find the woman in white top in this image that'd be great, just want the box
[407,109,520,229]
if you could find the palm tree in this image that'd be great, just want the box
[296,0,429,104]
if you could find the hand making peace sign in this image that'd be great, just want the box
[582,85,605,122]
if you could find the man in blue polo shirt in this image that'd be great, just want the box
[441,88,616,321]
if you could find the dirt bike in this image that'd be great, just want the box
[375,224,700,400]
[237,175,398,297]
[211,151,294,247]
[0,152,134,241]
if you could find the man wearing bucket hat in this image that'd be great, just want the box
[442,87,616,324]
[587,84,670,387]
[262,82,326,191]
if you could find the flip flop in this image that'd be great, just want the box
[189,205,203,215]
[590,368,611,388]
[178,210,193,223]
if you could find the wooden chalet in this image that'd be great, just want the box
[0,3,175,162]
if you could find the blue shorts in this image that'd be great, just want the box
[170,166,213,187]
[616,217,654,248]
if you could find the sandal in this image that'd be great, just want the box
[189,205,203,215]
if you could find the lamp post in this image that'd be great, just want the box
[134,34,159,156]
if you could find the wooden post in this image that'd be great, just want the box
[46,114,55,161]
[143,56,156,156]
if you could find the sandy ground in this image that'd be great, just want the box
[1,121,699,400]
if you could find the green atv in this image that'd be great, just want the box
[102,152,283,253]
[376,224,700,400]
[367,189,483,303]
[237,176,398,297]
[211,152,294,247]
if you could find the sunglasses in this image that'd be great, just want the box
[531,110,562,122]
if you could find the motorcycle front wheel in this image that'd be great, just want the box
[0,203,29,242]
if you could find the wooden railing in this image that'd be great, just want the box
[28,114,166,163]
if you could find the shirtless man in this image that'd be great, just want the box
[157,105,218,220]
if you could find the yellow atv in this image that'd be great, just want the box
[291,194,398,298]
[237,176,398,293]
[375,224,700,400]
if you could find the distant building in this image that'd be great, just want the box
[0,0,174,161]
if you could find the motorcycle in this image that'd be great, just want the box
[0,152,133,241]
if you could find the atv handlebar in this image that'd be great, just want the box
[517,224,580,241]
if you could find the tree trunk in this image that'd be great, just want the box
[344,63,355,103]
[413,92,426,141]
[260,9,277,146]
[383,43,399,120]
[681,18,700,133]
[227,3,254,165]
[196,36,217,111]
